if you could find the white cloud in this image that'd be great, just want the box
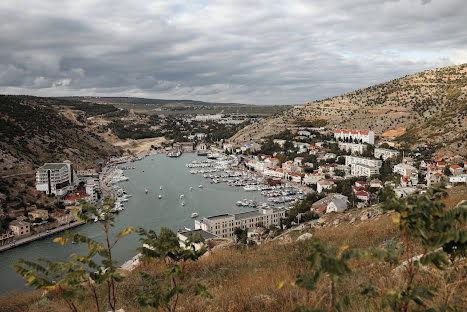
[0,0,466,104]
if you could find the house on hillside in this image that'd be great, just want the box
[9,220,31,237]
[450,165,464,176]
[317,179,335,193]
[177,229,218,250]
[304,173,323,186]
[374,148,400,161]
[311,194,348,215]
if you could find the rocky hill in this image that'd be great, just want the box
[231,63,467,155]
[0,95,122,175]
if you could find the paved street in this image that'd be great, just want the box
[0,221,85,253]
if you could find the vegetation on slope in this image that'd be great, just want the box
[2,187,466,312]
[231,63,467,156]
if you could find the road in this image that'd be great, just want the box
[0,172,34,178]
[0,221,85,253]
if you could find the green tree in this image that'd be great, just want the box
[379,188,467,312]
[136,227,212,312]
[290,239,396,312]
[13,200,135,312]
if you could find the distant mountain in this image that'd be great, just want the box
[231,63,467,156]
[0,95,121,174]
[58,96,246,107]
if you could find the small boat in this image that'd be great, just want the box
[181,202,185,206]
[184,227,191,231]
[191,212,198,218]
[198,185,203,188]
[142,170,144,172]
[160,186,163,190]
[190,187,194,191]
[145,189,148,194]
[180,194,184,199]
[158,194,162,199]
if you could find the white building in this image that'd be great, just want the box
[393,163,417,176]
[450,174,467,183]
[311,194,348,214]
[194,114,223,121]
[85,178,101,204]
[194,208,286,239]
[317,179,335,193]
[374,148,400,161]
[304,173,324,185]
[334,129,375,145]
[177,229,218,250]
[264,168,285,178]
[35,161,78,196]
[351,163,379,177]
[345,156,382,168]
[338,142,367,154]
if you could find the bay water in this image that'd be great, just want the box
[0,153,266,295]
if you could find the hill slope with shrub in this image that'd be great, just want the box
[231,63,467,156]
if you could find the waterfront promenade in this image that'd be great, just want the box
[0,221,85,253]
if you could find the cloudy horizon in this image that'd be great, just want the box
[1,0,466,105]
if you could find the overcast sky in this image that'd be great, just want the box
[0,0,466,105]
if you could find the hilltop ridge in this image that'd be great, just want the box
[231,63,467,155]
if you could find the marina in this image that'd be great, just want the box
[0,153,295,294]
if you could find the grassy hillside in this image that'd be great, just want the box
[1,186,466,312]
[0,95,121,172]
[0,95,122,214]
[231,63,467,155]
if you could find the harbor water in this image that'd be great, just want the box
[0,153,269,295]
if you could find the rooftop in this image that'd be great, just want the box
[178,229,218,240]
[206,214,232,221]
[38,163,68,170]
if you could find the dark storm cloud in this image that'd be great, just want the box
[0,0,465,104]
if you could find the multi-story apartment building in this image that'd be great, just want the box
[393,163,417,176]
[334,129,375,145]
[374,148,400,161]
[345,156,382,169]
[194,208,286,239]
[337,142,367,154]
[351,163,380,177]
[35,161,78,196]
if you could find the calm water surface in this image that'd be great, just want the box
[0,153,266,294]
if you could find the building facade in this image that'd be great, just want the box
[374,148,400,161]
[194,208,286,239]
[35,161,78,196]
[9,220,31,237]
[334,129,375,145]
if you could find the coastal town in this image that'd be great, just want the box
[2,118,466,252]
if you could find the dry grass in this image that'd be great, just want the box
[2,205,467,311]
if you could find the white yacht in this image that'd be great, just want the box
[243,185,257,191]
[158,194,162,199]
[191,212,198,218]
[181,202,185,206]
[198,185,203,188]
[180,194,184,199]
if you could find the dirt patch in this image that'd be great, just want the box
[379,127,406,138]
[111,137,167,155]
